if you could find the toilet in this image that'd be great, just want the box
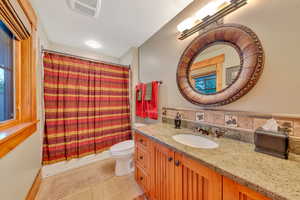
[110,140,135,176]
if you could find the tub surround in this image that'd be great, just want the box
[134,123,300,200]
[42,151,111,178]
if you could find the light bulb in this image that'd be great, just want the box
[85,40,101,49]
[195,1,218,20]
[177,17,195,32]
[215,0,231,7]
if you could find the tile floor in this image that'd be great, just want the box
[36,159,143,200]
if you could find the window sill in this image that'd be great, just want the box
[0,120,39,158]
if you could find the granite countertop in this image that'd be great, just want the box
[134,123,300,200]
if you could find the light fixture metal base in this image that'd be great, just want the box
[179,0,247,40]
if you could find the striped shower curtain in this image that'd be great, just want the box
[42,53,131,164]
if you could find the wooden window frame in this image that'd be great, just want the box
[0,0,38,158]
[190,54,224,91]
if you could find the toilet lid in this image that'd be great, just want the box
[110,140,134,153]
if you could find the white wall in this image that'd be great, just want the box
[120,47,139,124]
[139,0,300,117]
[0,132,42,200]
[47,42,120,64]
[0,23,49,200]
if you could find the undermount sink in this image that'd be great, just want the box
[172,134,219,149]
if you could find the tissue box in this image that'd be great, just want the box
[254,128,288,159]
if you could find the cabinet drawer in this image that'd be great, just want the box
[135,146,149,171]
[135,166,149,193]
[135,132,149,150]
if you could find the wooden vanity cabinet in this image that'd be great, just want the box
[223,177,271,200]
[134,132,270,200]
[134,132,222,200]
[174,153,222,200]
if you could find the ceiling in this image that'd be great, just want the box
[30,0,193,58]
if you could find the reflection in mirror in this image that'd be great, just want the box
[188,44,241,94]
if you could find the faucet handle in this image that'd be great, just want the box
[215,129,226,138]
[193,127,210,135]
[193,127,200,132]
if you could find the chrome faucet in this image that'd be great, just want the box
[193,127,210,135]
[193,126,225,138]
[214,129,225,138]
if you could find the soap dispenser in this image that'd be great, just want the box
[175,112,182,129]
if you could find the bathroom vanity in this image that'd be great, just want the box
[134,123,300,200]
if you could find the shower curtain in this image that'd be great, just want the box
[42,52,131,164]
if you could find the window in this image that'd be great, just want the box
[0,21,14,122]
[194,73,217,94]
[0,0,38,158]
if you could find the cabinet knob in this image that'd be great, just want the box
[139,139,143,143]
[168,157,173,162]
[175,160,180,166]
[139,156,143,160]
[140,177,144,181]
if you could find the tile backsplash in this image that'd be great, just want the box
[161,107,300,157]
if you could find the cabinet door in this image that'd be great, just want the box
[223,177,270,200]
[135,165,150,195]
[150,142,175,200]
[174,153,222,200]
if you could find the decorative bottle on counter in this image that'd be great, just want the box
[175,112,182,129]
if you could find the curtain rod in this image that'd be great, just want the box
[41,48,130,68]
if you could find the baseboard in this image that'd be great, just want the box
[134,193,148,200]
[26,169,42,200]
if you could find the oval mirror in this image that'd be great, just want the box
[177,24,264,106]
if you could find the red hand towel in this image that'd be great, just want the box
[135,83,147,118]
[145,81,159,120]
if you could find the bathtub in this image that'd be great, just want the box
[42,150,111,178]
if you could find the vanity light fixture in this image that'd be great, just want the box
[85,40,102,49]
[177,17,196,33]
[178,0,247,40]
[195,1,219,20]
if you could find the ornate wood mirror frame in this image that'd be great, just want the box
[177,24,264,106]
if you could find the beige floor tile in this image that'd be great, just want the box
[35,177,56,200]
[102,177,124,198]
[36,159,142,200]
[61,188,93,200]
[91,182,104,200]
[103,191,123,200]
[121,181,143,200]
